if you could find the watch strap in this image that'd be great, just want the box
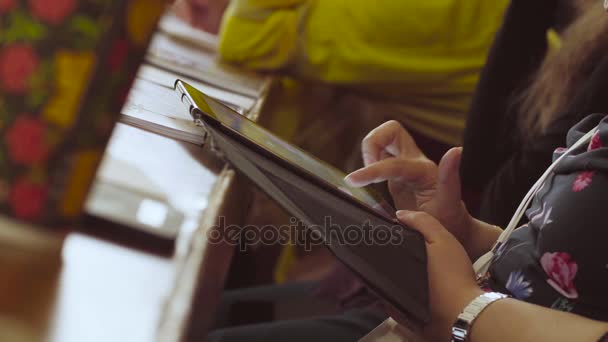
[451,292,509,342]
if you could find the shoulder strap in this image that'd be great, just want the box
[473,126,598,276]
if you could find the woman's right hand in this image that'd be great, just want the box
[172,0,229,34]
[344,121,475,250]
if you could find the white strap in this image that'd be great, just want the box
[473,126,599,276]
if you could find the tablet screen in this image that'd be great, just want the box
[177,81,394,218]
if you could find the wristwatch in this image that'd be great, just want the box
[451,292,510,342]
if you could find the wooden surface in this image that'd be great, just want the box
[156,81,272,342]
[41,81,269,342]
[86,123,224,246]
[44,120,232,342]
[157,168,252,342]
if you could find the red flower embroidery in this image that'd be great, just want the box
[0,44,40,94]
[588,131,603,151]
[572,171,594,192]
[9,178,48,220]
[108,39,129,71]
[5,116,50,165]
[0,0,16,14]
[540,252,579,299]
[28,0,76,25]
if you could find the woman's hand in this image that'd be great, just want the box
[396,210,483,341]
[393,212,608,342]
[344,121,473,248]
[172,0,229,34]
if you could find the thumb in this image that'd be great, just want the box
[396,210,446,244]
[435,147,463,208]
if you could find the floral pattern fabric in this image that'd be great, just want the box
[0,0,164,227]
[505,270,533,300]
[487,114,608,322]
[540,252,578,299]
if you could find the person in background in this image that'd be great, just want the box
[173,0,510,154]
[461,0,608,227]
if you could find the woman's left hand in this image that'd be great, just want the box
[396,210,484,341]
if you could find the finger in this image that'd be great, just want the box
[361,121,417,166]
[344,157,435,188]
[435,147,463,208]
[379,148,393,161]
[172,0,193,22]
[396,210,446,244]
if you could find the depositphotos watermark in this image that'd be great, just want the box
[207,216,407,251]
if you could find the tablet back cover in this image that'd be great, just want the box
[208,123,430,324]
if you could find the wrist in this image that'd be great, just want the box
[451,291,511,342]
[437,286,485,337]
[448,287,486,324]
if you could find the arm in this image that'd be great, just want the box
[470,299,608,342]
[219,0,509,83]
[398,115,608,340]
[398,211,608,342]
[218,0,308,70]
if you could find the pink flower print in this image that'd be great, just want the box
[540,252,578,299]
[554,147,567,154]
[588,131,603,151]
[572,171,594,192]
[553,147,567,160]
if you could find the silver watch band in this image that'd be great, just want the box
[451,292,509,342]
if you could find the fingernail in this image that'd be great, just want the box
[344,174,354,186]
[396,210,410,219]
[344,173,359,187]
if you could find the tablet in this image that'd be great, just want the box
[175,80,430,324]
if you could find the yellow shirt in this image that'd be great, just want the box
[219,0,509,145]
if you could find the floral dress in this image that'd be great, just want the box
[487,114,608,325]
